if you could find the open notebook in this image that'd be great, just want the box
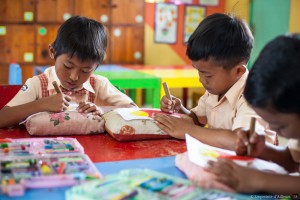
[186,134,287,174]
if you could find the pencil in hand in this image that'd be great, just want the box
[52,81,61,94]
[162,82,175,112]
[247,117,256,156]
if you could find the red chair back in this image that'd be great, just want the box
[0,85,22,109]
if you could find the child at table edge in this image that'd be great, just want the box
[0,16,136,128]
[154,13,277,150]
[208,34,300,194]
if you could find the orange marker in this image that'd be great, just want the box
[57,162,65,174]
[8,178,15,185]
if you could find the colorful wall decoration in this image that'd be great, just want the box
[145,0,300,66]
[145,0,225,65]
[184,6,206,43]
[155,3,178,43]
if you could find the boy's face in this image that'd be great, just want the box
[54,54,98,90]
[192,58,244,96]
[254,107,300,139]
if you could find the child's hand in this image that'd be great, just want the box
[40,93,71,112]
[154,113,193,139]
[206,158,261,193]
[160,95,182,113]
[235,129,266,157]
[77,102,103,115]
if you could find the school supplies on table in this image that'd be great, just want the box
[0,137,84,156]
[66,168,250,200]
[0,137,101,197]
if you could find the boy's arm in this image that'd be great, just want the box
[0,102,46,128]
[188,125,237,150]
[154,114,236,150]
[258,144,299,173]
[236,130,299,173]
[257,173,300,195]
[208,158,300,194]
[0,94,70,128]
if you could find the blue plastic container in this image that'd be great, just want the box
[9,63,22,84]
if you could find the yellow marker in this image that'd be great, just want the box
[41,165,52,174]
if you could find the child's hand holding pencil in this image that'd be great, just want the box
[235,117,266,157]
[161,82,182,113]
[52,81,62,94]
[247,117,256,155]
[49,81,71,112]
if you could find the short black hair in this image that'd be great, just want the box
[52,16,107,64]
[186,13,253,70]
[244,34,300,114]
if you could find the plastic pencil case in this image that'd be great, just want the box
[0,137,84,158]
[66,168,250,200]
[0,154,101,197]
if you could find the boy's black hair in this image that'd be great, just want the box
[244,34,300,114]
[52,16,107,64]
[186,13,253,70]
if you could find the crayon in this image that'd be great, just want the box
[247,117,256,155]
[163,82,175,112]
[52,81,61,94]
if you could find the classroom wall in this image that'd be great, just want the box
[225,0,250,22]
[144,0,225,66]
[144,0,299,66]
[290,0,300,33]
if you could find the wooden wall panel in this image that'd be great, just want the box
[36,0,74,23]
[74,0,110,24]
[1,0,145,84]
[0,65,9,84]
[110,26,144,64]
[111,0,144,25]
[0,0,35,23]
[0,25,35,64]
[35,25,60,64]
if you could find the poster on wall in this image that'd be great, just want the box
[199,0,219,6]
[184,5,206,43]
[154,3,178,44]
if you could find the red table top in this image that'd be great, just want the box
[0,126,187,163]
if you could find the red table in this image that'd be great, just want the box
[0,126,187,163]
